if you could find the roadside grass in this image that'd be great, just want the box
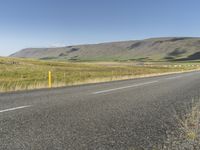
[154,98,200,150]
[0,57,200,92]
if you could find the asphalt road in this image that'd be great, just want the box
[1,71,200,150]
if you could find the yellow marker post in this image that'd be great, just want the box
[48,71,52,88]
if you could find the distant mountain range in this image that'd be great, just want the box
[10,37,200,61]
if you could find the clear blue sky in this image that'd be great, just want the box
[0,0,200,56]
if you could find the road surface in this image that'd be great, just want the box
[1,71,200,149]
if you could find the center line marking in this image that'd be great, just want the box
[165,76,183,80]
[165,74,193,80]
[93,80,158,94]
[0,105,32,113]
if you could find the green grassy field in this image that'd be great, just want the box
[0,57,199,92]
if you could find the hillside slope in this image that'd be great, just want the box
[10,37,200,61]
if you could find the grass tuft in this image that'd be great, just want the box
[158,98,200,150]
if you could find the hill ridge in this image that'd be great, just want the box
[10,37,200,61]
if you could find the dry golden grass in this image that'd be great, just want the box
[154,99,200,150]
[0,57,200,92]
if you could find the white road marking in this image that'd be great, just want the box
[93,80,158,94]
[165,73,196,80]
[165,76,183,80]
[0,105,32,113]
[92,72,199,94]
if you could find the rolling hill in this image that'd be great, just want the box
[10,37,200,61]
